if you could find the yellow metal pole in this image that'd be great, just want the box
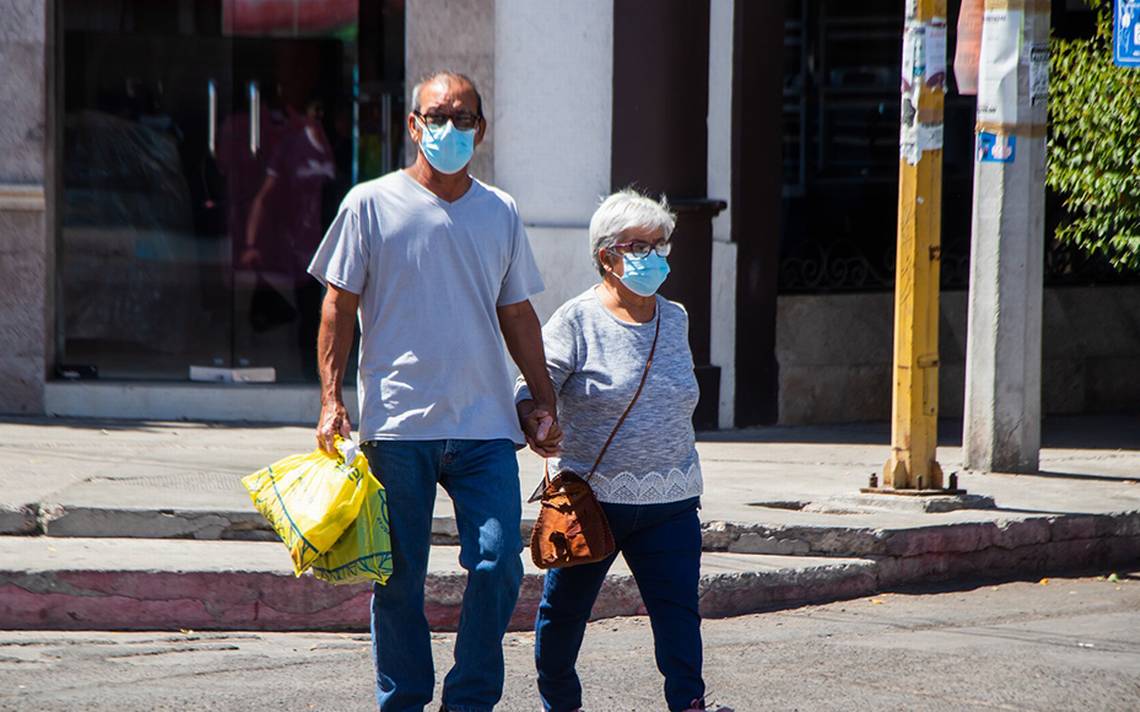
[882,0,946,492]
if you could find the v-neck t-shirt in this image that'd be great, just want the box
[308,169,544,443]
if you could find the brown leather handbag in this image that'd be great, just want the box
[528,314,660,569]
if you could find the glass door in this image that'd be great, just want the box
[225,32,355,382]
[58,1,402,383]
[59,1,236,379]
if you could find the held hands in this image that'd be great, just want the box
[316,401,353,455]
[517,399,563,458]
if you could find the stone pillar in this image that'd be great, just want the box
[708,0,736,429]
[494,0,613,322]
[0,0,51,415]
[963,3,1050,472]
[404,0,495,182]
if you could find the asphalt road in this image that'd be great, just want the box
[1,572,1137,712]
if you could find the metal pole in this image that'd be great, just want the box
[879,0,948,493]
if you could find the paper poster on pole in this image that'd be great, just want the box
[977,9,1022,125]
[899,17,946,165]
[954,0,984,94]
[925,18,948,90]
[977,131,1016,163]
[1029,45,1049,105]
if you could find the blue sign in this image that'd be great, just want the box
[1117,0,1140,67]
[978,132,1016,163]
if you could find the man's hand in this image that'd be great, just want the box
[315,284,360,456]
[517,399,563,457]
[317,401,352,455]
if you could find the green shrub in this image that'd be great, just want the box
[1048,0,1140,270]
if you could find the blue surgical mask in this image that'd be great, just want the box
[416,117,475,175]
[619,251,671,296]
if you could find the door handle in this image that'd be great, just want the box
[207,80,217,156]
[248,80,260,155]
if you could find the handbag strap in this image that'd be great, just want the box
[584,309,661,482]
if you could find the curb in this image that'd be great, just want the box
[1,512,1136,633]
[0,539,877,632]
[0,505,36,536]
[702,510,1140,583]
[24,503,1140,574]
[30,504,535,545]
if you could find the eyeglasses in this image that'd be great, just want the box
[414,110,481,131]
[609,240,672,258]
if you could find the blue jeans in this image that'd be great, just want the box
[534,497,704,712]
[362,439,524,712]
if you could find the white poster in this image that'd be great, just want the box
[977,9,1022,125]
[1029,44,1049,106]
[926,18,948,90]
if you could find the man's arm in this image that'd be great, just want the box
[497,300,562,454]
[316,284,360,454]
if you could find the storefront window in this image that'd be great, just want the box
[778,0,1140,294]
[56,0,404,382]
[779,0,974,294]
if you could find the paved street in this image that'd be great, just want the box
[0,572,1136,712]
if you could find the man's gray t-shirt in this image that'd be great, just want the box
[308,170,544,443]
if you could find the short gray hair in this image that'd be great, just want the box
[588,189,677,275]
[410,70,484,118]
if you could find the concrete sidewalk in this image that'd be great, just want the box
[0,415,1137,631]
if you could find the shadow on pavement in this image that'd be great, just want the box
[0,416,305,431]
[700,414,1140,452]
[1015,470,1138,484]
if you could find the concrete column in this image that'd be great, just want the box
[405,0,495,182]
[495,0,613,322]
[963,4,1049,472]
[708,0,736,429]
[0,0,50,415]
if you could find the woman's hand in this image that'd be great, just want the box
[517,399,563,457]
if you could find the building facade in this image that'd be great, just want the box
[2,0,1138,428]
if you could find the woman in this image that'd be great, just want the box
[516,190,725,712]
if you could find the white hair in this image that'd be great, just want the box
[588,189,677,275]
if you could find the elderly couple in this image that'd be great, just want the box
[308,71,718,712]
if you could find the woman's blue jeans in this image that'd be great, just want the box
[534,496,705,712]
[362,439,524,712]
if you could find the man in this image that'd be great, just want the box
[308,71,561,711]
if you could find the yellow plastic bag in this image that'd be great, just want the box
[242,438,371,576]
[312,471,392,586]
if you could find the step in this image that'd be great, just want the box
[27,501,1140,566]
[26,484,538,544]
[0,537,879,632]
[32,503,521,546]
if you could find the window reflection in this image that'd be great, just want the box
[58,0,403,382]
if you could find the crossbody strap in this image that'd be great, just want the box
[584,309,661,482]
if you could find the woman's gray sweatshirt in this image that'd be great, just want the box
[516,286,703,505]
